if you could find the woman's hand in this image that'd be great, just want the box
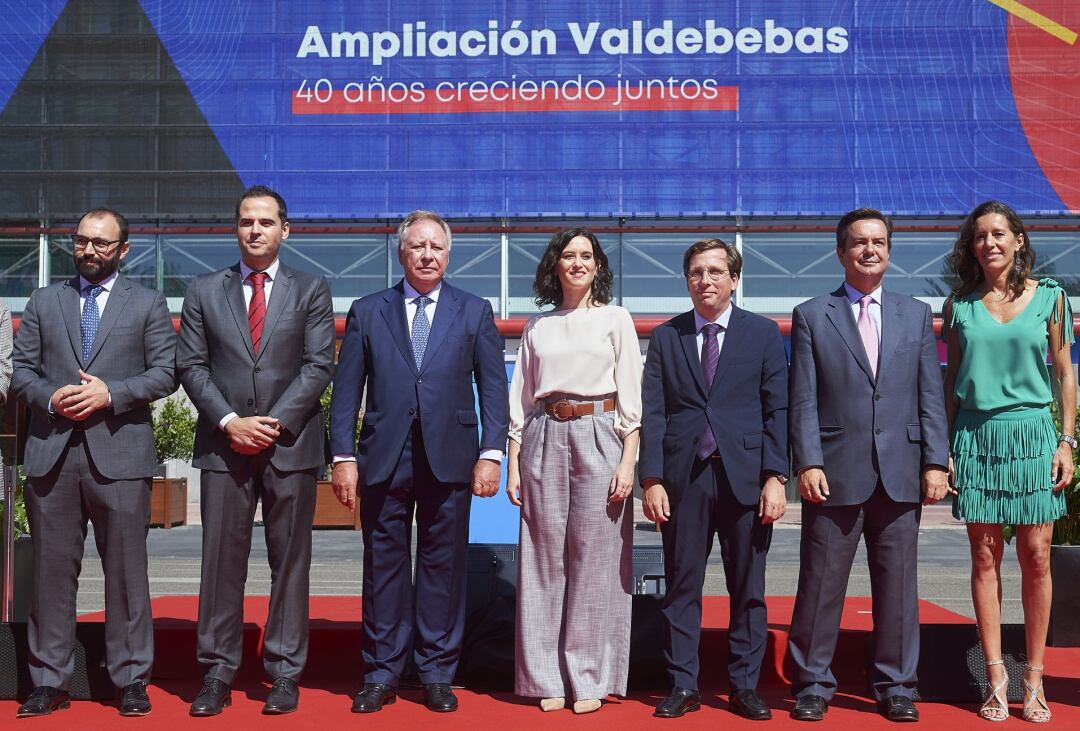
[506,471,522,506]
[608,460,635,502]
[1052,443,1074,492]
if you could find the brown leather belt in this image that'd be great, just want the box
[544,397,616,422]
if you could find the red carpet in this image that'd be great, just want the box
[2,596,1079,729]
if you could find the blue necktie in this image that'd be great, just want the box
[81,284,104,362]
[411,295,432,370]
[696,323,722,460]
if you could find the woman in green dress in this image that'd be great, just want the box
[943,200,1075,724]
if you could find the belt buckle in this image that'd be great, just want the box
[549,399,574,422]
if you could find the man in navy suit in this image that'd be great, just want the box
[329,210,509,714]
[640,239,789,720]
[786,208,950,722]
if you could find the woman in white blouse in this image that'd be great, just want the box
[507,228,643,714]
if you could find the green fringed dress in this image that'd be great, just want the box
[947,278,1072,525]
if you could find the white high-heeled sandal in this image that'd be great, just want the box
[1021,663,1051,723]
[979,659,1009,722]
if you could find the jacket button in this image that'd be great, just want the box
[409,408,415,415]
[875,428,882,435]
[874,393,881,401]
[417,378,423,384]
[247,399,254,406]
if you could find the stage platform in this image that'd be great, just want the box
[2,595,1079,729]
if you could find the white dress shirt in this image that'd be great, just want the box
[79,270,119,317]
[219,259,281,430]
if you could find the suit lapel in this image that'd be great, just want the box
[419,283,460,373]
[381,282,417,374]
[85,274,132,366]
[223,265,256,361]
[60,277,83,362]
[255,264,293,362]
[825,284,875,383]
[676,312,707,397]
[876,290,903,376]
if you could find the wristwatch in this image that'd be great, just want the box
[765,471,789,485]
[1059,434,1077,449]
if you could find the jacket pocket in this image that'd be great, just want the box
[907,424,922,442]
[743,433,762,449]
[458,410,478,425]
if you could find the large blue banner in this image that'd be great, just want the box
[3,1,1079,218]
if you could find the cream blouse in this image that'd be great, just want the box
[508,304,643,443]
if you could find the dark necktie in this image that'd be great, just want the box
[80,284,104,362]
[696,322,722,460]
[247,271,268,354]
[411,295,432,369]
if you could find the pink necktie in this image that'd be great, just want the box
[857,295,878,377]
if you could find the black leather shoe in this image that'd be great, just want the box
[878,696,919,722]
[424,683,459,712]
[16,686,70,718]
[790,694,827,721]
[654,687,701,718]
[263,677,299,715]
[352,683,396,713]
[119,682,152,716]
[189,678,231,717]
[730,689,772,720]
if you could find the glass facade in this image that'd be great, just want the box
[4,220,1080,317]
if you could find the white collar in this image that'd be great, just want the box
[240,258,281,282]
[79,270,119,293]
[403,278,442,304]
[693,303,733,333]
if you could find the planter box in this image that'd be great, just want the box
[150,477,187,529]
[1048,544,1080,647]
[313,480,361,529]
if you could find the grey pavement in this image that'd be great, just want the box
[72,501,1025,623]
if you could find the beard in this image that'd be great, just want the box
[75,253,120,282]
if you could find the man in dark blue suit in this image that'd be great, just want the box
[640,239,789,720]
[786,208,950,722]
[329,210,509,714]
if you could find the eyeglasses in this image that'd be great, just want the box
[686,268,730,282]
[71,234,123,252]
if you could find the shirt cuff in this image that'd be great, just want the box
[219,412,238,431]
[479,449,503,463]
[332,454,356,463]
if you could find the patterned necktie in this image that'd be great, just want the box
[857,295,878,377]
[696,322,722,460]
[411,295,432,370]
[247,271,268,354]
[80,284,104,362]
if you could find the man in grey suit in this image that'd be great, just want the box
[787,208,950,723]
[11,208,177,718]
[177,185,335,716]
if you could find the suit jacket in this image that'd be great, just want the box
[789,285,949,506]
[11,274,177,479]
[639,306,789,506]
[176,262,335,473]
[329,280,509,486]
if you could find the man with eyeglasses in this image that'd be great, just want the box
[640,238,789,720]
[11,208,177,718]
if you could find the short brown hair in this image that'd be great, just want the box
[682,238,742,280]
[836,207,892,250]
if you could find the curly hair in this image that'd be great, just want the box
[948,200,1034,299]
[533,228,613,308]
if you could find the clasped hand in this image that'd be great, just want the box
[50,369,110,421]
[225,415,280,455]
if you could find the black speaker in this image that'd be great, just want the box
[882,623,1029,703]
[0,622,114,700]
